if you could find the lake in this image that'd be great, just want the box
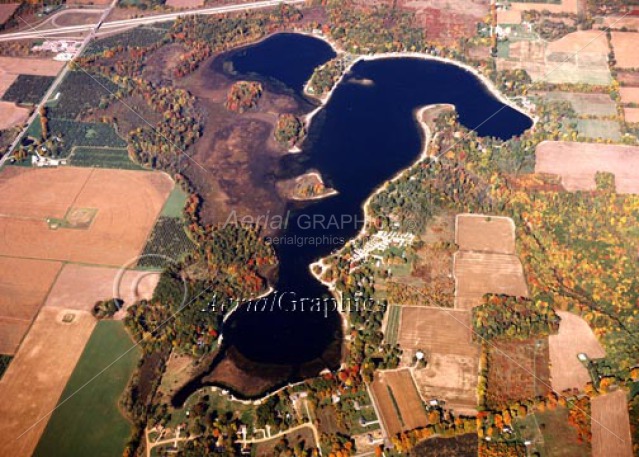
[174,32,532,403]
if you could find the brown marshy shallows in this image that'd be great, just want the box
[173,45,321,229]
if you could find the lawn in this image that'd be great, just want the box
[34,321,141,457]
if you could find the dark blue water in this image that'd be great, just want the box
[226,32,337,94]
[175,33,532,402]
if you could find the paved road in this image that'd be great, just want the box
[0,0,119,167]
[0,0,305,42]
[0,0,305,165]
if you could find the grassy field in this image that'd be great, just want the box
[161,186,188,218]
[515,407,591,457]
[384,304,401,345]
[70,146,143,170]
[34,321,141,457]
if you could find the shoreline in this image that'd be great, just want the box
[308,102,443,291]
[307,103,449,371]
[295,31,537,135]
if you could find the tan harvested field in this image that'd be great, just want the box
[398,307,479,414]
[0,307,96,457]
[166,0,205,7]
[455,213,528,311]
[454,252,528,310]
[370,369,428,436]
[497,8,522,24]
[624,107,639,123]
[611,32,639,69]
[0,72,18,97]
[498,31,611,85]
[44,263,160,315]
[618,71,639,86]
[0,257,62,354]
[384,370,428,431]
[0,56,64,77]
[591,390,633,457]
[601,16,639,29]
[543,92,617,117]
[620,87,639,104]
[0,100,29,129]
[0,3,18,26]
[370,379,401,437]
[0,167,173,266]
[455,214,515,254]
[535,141,639,194]
[548,311,605,393]
[510,0,580,14]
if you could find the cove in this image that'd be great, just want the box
[173,33,532,405]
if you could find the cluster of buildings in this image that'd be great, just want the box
[32,40,82,61]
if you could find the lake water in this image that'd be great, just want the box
[174,32,532,403]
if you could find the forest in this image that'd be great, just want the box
[472,294,560,341]
[225,81,263,113]
[274,113,306,147]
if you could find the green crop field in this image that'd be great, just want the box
[384,305,402,345]
[70,146,143,170]
[34,321,141,457]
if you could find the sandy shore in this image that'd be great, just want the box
[296,31,537,133]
